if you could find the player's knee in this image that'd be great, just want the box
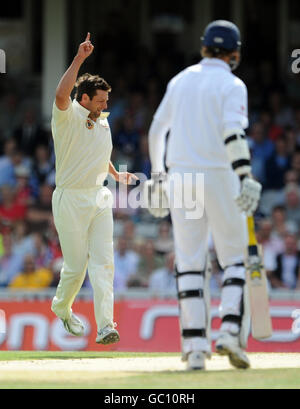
[223,263,245,281]
[62,262,87,276]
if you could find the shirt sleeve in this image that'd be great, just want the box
[148,117,170,173]
[153,81,173,127]
[149,82,173,173]
[52,97,73,125]
[223,79,248,135]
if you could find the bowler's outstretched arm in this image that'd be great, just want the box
[55,32,94,111]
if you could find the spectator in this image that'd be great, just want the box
[271,205,297,239]
[14,165,35,207]
[267,91,295,128]
[294,108,300,145]
[122,219,141,251]
[31,144,54,187]
[131,134,151,179]
[126,90,147,131]
[113,236,140,291]
[9,253,52,290]
[0,93,20,140]
[13,108,48,156]
[10,149,32,177]
[257,218,285,270]
[0,139,18,188]
[0,233,24,286]
[248,121,274,184]
[0,234,3,256]
[113,116,140,160]
[11,220,35,257]
[283,183,300,229]
[153,220,174,256]
[0,185,27,225]
[284,169,299,186]
[32,232,53,269]
[26,184,53,232]
[106,81,126,134]
[260,110,283,142]
[262,170,300,218]
[134,239,164,286]
[285,126,298,155]
[264,136,291,190]
[148,252,176,292]
[268,233,300,290]
[291,150,300,184]
[144,78,161,130]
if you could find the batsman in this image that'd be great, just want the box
[51,33,136,344]
[145,20,262,370]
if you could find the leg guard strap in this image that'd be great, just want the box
[222,314,242,326]
[178,289,204,299]
[182,329,206,338]
[222,278,245,288]
[176,269,205,277]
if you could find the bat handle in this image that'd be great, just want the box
[247,215,258,246]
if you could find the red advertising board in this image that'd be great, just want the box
[0,298,300,352]
[117,299,300,353]
[0,300,121,351]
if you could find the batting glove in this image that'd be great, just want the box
[235,176,262,215]
[143,172,169,218]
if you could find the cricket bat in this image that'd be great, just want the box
[245,216,272,339]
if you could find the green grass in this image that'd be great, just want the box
[0,351,300,389]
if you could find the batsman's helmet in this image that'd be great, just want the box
[201,20,241,52]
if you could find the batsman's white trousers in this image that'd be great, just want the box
[168,167,248,353]
[168,167,247,271]
[51,186,114,331]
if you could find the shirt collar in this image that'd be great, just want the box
[72,99,110,120]
[200,57,231,72]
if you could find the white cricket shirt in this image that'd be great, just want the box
[51,99,113,189]
[151,58,248,171]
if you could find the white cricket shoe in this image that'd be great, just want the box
[215,332,250,369]
[62,313,84,337]
[96,324,120,345]
[186,351,205,371]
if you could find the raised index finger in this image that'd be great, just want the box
[85,32,90,42]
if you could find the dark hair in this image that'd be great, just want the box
[74,73,111,102]
[201,45,235,58]
[272,204,286,213]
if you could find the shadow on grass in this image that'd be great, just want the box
[0,351,177,361]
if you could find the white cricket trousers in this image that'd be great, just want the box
[51,186,114,332]
[168,167,248,354]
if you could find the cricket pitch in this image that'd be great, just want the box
[0,352,300,388]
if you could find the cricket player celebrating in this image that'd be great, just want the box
[51,33,137,344]
[146,21,262,370]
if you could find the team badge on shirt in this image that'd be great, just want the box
[86,119,94,130]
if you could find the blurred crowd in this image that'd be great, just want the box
[0,37,300,293]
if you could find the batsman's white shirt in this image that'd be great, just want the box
[150,57,249,268]
[152,58,248,172]
[51,99,115,331]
